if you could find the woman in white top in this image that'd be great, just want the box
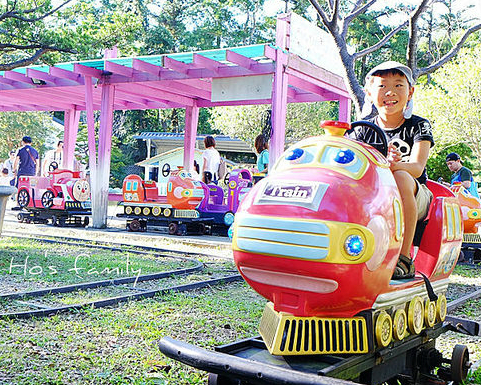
[202,135,221,184]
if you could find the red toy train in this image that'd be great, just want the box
[118,167,252,234]
[233,120,461,355]
[16,169,91,226]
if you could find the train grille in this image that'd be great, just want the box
[174,210,199,219]
[235,214,329,260]
[259,303,369,355]
[463,233,481,244]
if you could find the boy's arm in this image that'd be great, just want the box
[389,140,431,178]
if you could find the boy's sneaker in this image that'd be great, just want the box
[392,253,415,279]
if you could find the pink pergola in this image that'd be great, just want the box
[0,14,351,228]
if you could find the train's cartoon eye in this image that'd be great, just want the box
[133,181,138,190]
[181,189,192,197]
[126,181,132,191]
[344,234,364,257]
[334,149,355,165]
[285,148,305,162]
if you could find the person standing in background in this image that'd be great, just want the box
[3,150,16,186]
[42,140,64,176]
[255,134,269,173]
[13,136,39,186]
[202,136,221,184]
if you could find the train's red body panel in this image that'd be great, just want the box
[17,169,91,210]
[232,126,462,318]
[451,184,481,234]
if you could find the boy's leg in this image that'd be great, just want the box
[392,170,417,257]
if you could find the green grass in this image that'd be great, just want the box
[0,237,197,286]
[1,238,481,384]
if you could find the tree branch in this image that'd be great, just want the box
[308,0,332,30]
[0,48,54,71]
[407,0,432,70]
[353,21,408,60]
[0,0,73,23]
[343,0,377,37]
[416,22,481,79]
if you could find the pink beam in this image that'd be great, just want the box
[4,71,36,85]
[92,81,115,228]
[27,68,79,87]
[104,61,134,78]
[84,75,98,201]
[288,75,342,101]
[193,54,221,73]
[338,97,352,123]
[226,50,258,72]
[132,58,162,76]
[183,103,199,172]
[145,80,211,100]
[63,109,80,169]
[163,56,194,75]
[0,76,33,89]
[50,67,84,84]
[117,83,186,108]
[73,64,104,79]
[270,48,289,168]
[196,98,273,107]
[0,90,75,110]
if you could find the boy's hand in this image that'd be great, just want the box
[387,143,402,169]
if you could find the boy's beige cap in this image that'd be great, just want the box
[365,61,414,85]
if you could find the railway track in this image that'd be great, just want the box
[0,232,243,319]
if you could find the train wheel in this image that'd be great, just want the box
[207,373,240,385]
[408,296,424,335]
[168,222,178,235]
[41,190,55,208]
[125,206,133,215]
[223,211,235,226]
[375,311,392,347]
[424,300,437,327]
[451,344,470,384]
[436,294,447,322]
[134,206,142,215]
[17,213,25,223]
[128,220,141,232]
[152,206,161,216]
[142,207,151,216]
[392,309,407,341]
[17,189,30,208]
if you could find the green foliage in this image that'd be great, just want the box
[0,112,61,159]
[415,45,481,179]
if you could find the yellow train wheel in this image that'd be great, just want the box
[125,206,133,215]
[425,300,437,327]
[164,208,172,217]
[375,311,392,347]
[142,207,151,216]
[436,294,447,322]
[134,206,142,215]
[408,296,424,335]
[152,206,161,216]
[393,309,407,341]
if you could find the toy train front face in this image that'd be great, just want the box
[123,170,204,210]
[17,169,91,210]
[233,134,404,318]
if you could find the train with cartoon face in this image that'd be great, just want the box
[232,120,462,355]
[118,167,252,235]
[16,169,91,226]
[159,120,472,385]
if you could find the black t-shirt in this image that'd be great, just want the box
[348,115,434,184]
[17,145,38,176]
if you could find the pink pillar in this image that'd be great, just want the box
[339,97,352,123]
[183,103,199,172]
[92,82,115,228]
[269,49,289,169]
[63,109,80,169]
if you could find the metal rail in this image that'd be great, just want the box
[0,233,242,319]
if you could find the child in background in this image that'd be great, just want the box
[349,61,434,279]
